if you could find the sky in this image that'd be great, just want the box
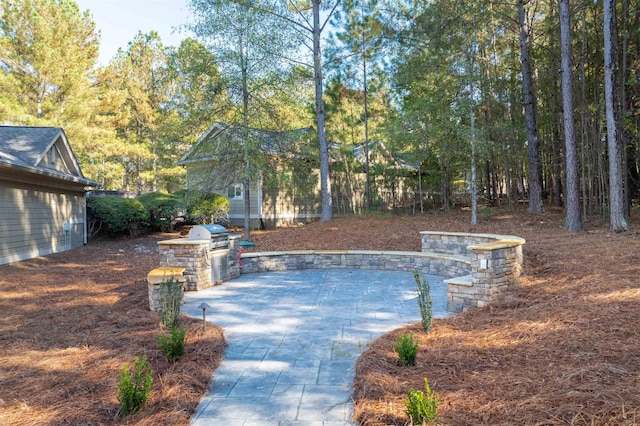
[74,0,192,66]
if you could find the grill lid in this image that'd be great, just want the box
[199,224,228,235]
[188,224,228,240]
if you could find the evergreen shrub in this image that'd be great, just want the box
[117,353,153,416]
[404,378,439,424]
[413,270,433,332]
[395,332,418,366]
[87,196,147,237]
[136,191,186,232]
[158,277,183,329]
[157,326,187,362]
[177,189,230,225]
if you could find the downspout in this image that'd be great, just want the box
[84,190,88,245]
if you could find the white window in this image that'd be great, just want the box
[228,184,244,200]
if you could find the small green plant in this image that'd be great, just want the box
[404,377,439,424]
[157,325,187,362]
[395,332,418,366]
[117,353,153,416]
[158,277,183,329]
[413,270,433,332]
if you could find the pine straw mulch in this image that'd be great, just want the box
[2,209,640,425]
[245,209,640,425]
[0,233,226,426]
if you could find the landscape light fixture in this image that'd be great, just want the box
[198,302,211,331]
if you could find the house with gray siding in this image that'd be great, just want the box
[177,122,320,228]
[0,126,97,265]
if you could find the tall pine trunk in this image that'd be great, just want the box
[603,0,628,232]
[559,0,582,231]
[518,0,543,213]
[313,0,333,222]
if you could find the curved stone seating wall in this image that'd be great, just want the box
[240,250,470,278]
[241,231,525,313]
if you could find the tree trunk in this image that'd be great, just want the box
[559,0,582,231]
[313,0,333,222]
[241,42,251,241]
[361,1,371,213]
[471,98,477,225]
[580,8,588,218]
[151,131,157,192]
[518,0,543,213]
[604,0,628,232]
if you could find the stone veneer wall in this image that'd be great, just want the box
[158,234,242,291]
[153,230,524,314]
[241,250,470,278]
[227,235,241,280]
[421,231,525,312]
[158,240,210,291]
[421,231,522,255]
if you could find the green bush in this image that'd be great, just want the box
[158,278,183,329]
[157,325,187,362]
[117,353,153,416]
[181,189,230,225]
[404,378,439,424]
[413,270,433,332]
[395,333,418,366]
[136,191,186,232]
[87,196,147,237]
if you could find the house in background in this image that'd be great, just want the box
[177,122,320,228]
[0,126,97,265]
[178,122,425,228]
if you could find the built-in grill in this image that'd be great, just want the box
[189,224,229,249]
[188,224,230,283]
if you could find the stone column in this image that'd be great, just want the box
[227,234,241,280]
[146,267,186,311]
[158,239,211,291]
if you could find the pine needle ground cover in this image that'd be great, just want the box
[1,210,639,424]
[0,233,225,425]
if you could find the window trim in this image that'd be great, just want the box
[228,183,244,200]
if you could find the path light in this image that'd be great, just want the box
[198,302,211,331]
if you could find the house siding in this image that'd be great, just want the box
[227,181,262,228]
[261,167,322,227]
[0,179,86,265]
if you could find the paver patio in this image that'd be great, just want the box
[182,268,449,425]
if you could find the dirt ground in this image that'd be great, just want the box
[1,208,639,425]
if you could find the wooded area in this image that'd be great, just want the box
[1,0,638,231]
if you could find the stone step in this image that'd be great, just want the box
[444,274,473,287]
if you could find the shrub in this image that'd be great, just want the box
[117,353,153,416]
[157,325,187,362]
[87,196,147,237]
[404,378,439,424]
[413,270,433,332]
[136,191,186,232]
[182,190,230,225]
[158,278,183,329]
[395,333,418,366]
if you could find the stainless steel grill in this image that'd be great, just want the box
[188,224,229,249]
[188,224,230,283]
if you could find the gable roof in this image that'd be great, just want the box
[339,140,419,171]
[177,122,315,166]
[0,126,97,186]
